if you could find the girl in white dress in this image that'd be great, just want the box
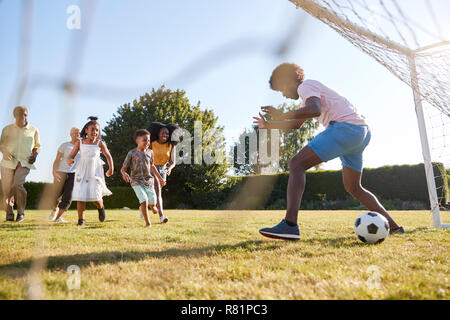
[68,116,114,226]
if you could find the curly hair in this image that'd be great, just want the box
[269,63,305,90]
[147,122,181,146]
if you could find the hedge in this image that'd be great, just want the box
[0,163,447,210]
[224,163,447,210]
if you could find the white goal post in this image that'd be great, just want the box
[409,54,449,228]
[290,0,450,228]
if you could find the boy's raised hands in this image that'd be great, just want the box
[261,105,284,120]
[253,106,286,129]
[253,112,267,129]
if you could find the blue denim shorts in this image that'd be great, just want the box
[307,121,371,172]
[153,165,167,182]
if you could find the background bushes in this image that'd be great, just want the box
[0,163,447,210]
[224,163,447,210]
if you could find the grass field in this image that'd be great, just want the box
[0,209,449,300]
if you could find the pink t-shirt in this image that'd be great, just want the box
[297,80,367,127]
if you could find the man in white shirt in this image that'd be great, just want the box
[0,106,41,222]
[253,63,404,240]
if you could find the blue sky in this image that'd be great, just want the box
[0,0,448,182]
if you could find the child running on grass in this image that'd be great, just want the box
[68,116,114,226]
[121,129,166,227]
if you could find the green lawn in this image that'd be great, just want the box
[0,210,449,300]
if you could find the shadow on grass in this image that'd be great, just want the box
[403,227,432,234]
[0,240,280,279]
[0,220,120,231]
[303,236,366,248]
[0,223,45,232]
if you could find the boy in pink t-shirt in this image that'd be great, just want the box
[253,63,404,240]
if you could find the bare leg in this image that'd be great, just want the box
[55,209,66,220]
[93,200,103,209]
[140,201,151,226]
[285,146,322,224]
[51,196,60,219]
[150,204,158,214]
[77,202,86,220]
[154,180,163,218]
[52,173,67,212]
[342,166,400,229]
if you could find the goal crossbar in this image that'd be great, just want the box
[290,0,411,54]
[414,41,450,53]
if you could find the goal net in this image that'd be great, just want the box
[290,0,450,227]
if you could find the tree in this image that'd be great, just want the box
[231,127,271,176]
[231,101,319,175]
[278,102,319,171]
[102,86,229,209]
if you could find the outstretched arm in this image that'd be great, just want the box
[99,141,114,177]
[0,127,15,161]
[261,97,321,121]
[28,129,41,164]
[166,146,176,176]
[67,140,80,165]
[120,164,131,183]
[53,151,64,182]
[121,152,131,183]
[253,112,307,130]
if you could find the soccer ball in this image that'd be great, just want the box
[354,212,390,244]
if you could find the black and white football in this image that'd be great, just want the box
[354,212,390,244]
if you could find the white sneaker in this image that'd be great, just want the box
[49,210,58,221]
[160,215,168,223]
[55,217,67,223]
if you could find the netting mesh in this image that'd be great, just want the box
[291,0,450,216]
[290,0,450,117]
[426,102,450,209]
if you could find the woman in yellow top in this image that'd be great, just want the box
[147,122,180,223]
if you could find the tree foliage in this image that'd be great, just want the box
[232,102,319,175]
[278,102,319,171]
[102,86,229,208]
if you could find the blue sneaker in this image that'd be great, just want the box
[259,220,300,240]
